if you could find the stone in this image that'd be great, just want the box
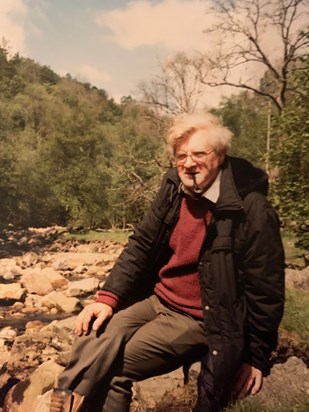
[86,265,108,277]
[0,345,11,367]
[253,356,309,409]
[40,267,68,288]
[66,277,100,297]
[0,283,26,303]
[0,326,18,340]
[42,291,83,313]
[52,252,107,269]
[136,363,200,411]
[21,251,39,267]
[285,268,309,291]
[3,360,64,412]
[33,389,53,412]
[0,258,22,280]
[21,272,54,295]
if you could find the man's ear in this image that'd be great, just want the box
[218,152,226,165]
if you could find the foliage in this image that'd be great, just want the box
[0,44,165,229]
[212,91,269,167]
[270,58,309,249]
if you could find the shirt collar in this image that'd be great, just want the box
[179,170,222,203]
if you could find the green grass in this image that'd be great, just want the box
[280,289,309,342]
[281,230,307,268]
[64,229,132,244]
[226,398,309,412]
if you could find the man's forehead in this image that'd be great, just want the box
[176,129,213,150]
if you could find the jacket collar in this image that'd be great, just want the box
[166,156,269,213]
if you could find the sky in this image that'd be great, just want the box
[0,0,308,106]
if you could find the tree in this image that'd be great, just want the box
[106,101,166,228]
[139,52,205,115]
[212,91,269,166]
[195,0,309,113]
[270,58,309,249]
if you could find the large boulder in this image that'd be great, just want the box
[2,360,63,412]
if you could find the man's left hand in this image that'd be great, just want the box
[234,363,263,399]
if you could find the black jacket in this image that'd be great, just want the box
[102,156,285,406]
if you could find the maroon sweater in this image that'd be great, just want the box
[97,196,212,317]
[154,196,212,318]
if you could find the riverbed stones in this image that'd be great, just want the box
[40,267,68,288]
[0,230,308,411]
[41,291,82,313]
[66,277,100,297]
[0,283,26,303]
[21,272,54,295]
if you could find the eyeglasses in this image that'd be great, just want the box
[175,150,215,165]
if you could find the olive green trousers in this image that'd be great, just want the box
[58,295,208,412]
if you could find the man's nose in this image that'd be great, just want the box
[183,155,196,167]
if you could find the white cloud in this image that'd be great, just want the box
[0,0,28,54]
[95,0,213,51]
[75,64,112,88]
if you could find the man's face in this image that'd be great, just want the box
[175,130,225,193]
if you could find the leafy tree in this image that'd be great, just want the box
[106,101,166,228]
[270,59,309,249]
[212,91,269,167]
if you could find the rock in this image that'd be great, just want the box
[0,283,26,303]
[135,363,200,411]
[21,272,54,295]
[21,251,39,267]
[0,258,22,280]
[86,265,108,277]
[52,259,73,271]
[13,301,24,310]
[285,267,309,291]
[33,389,53,412]
[252,357,309,409]
[40,267,68,288]
[42,291,83,313]
[0,344,11,367]
[0,326,18,340]
[3,360,64,412]
[52,252,107,270]
[66,277,100,297]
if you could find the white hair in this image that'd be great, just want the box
[167,112,233,155]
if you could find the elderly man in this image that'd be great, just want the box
[49,113,284,412]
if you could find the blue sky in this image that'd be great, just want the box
[1,0,308,105]
[1,0,217,102]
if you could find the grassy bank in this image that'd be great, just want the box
[65,229,131,244]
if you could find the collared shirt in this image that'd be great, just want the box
[179,169,222,204]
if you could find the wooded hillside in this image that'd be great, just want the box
[0,43,308,248]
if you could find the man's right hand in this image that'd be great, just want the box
[75,302,113,336]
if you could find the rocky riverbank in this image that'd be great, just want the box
[0,227,308,411]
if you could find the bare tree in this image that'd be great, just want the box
[139,52,206,115]
[195,0,309,112]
